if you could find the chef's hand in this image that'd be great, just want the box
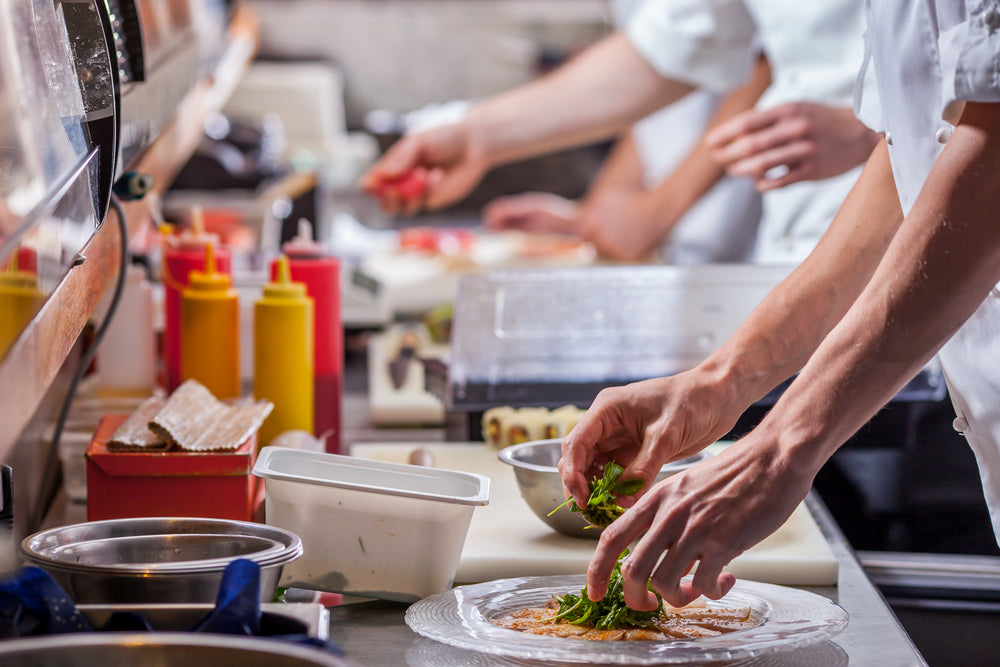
[362,122,490,216]
[587,433,813,609]
[705,103,880,192]
[559,371,748,511]
[483,192,581,235]
[485,187,667,261]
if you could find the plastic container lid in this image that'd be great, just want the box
[253,446,490,506]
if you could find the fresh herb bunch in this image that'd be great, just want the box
[549,461,645,528]
[546,549,665,629]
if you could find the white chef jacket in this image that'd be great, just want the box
[626,0,867,265]
[611,0,761,264]
[856,0,1000,543]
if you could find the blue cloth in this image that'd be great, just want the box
[0,560,344,655]
[0,566,91,638]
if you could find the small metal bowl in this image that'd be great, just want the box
[19,517,303,603]
[498,439,712,539]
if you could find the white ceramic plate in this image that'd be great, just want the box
[405,575,848,665]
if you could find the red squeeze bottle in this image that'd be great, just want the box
[162,209,232,392]
[271,220,343,453]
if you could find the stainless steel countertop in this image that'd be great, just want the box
[326,349,928,666]
[324,494,925,666]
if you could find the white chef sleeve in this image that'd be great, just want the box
[853,23,885,134]
[939,1,1000,124]
[625,0,757,93]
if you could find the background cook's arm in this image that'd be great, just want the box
[363,33,695,213]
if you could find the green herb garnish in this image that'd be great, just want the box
[548,462,645,528]
[545,548,664,629]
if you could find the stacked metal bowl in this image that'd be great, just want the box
[19,517,302,603]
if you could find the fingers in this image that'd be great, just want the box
[705,106,786,149]
[586,506,653,602]
[725,142,813,184]
[559,428,599,508]
[482,195,544,231]
[710,110,809,166]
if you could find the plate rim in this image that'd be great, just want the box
[405,574,848,665]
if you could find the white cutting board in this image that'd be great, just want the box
[350,442,839,587]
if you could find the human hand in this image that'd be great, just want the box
[585,436,813,609]
[558,370,748,512]
[361,122,490,216]
[482,192,581,235]
[705,102,880,192]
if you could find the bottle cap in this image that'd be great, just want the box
[281,219,326,258]
[0,251,40,291]
[175,205,222,250]
[263,255,308,300]
[187,243,232,292]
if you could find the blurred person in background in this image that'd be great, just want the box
[365,0,879,266]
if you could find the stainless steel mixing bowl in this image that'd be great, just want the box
[19,517,303,603]
[498,439,712,538]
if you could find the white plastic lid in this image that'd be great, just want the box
[252,446,490,506]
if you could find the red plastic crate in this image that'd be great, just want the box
[86,414,263,522]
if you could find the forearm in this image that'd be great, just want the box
[466,33,693,168]
[645,56,771,232]
[588,131,645,192]
[699,140,903,410]
[760,103,1000,473]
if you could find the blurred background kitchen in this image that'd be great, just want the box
[1,2,999,665]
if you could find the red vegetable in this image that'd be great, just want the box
[374,170,427,201]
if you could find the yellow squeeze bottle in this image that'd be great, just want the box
[180,243,241,399]
[0,255,44,359]
[254,255,314,447]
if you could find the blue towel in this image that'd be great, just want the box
[0,566,91,637]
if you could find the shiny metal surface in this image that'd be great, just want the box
[497,438,710,538]
[324,494,927,666]
[0,632,353,666]
[19,517,302,603]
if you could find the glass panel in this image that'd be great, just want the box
[0,0,112,359]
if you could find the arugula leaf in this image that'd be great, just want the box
[548,461,645,528]
[545,548,665,629]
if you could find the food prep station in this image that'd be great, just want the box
[2,1,999,665]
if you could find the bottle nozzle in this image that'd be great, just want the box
[275,254,292,284]
[204,242,217,275]
[191,205,206,237]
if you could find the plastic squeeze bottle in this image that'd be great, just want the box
[96,265,156,397]
[272,219,342,453]
[0,251,44,359]
[180,243,241,399]
[255,255,314,447]
[162,206,232,391]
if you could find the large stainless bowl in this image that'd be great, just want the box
[0,633,355,666]
[19,517,302,603]
[498,439,712,538]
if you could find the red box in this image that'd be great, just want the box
[86,414,263,522]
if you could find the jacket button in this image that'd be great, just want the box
[953,416,969,433]
[985,7,1000,29]
[935,126,953,143]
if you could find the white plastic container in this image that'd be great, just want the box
[252,446,489,602]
